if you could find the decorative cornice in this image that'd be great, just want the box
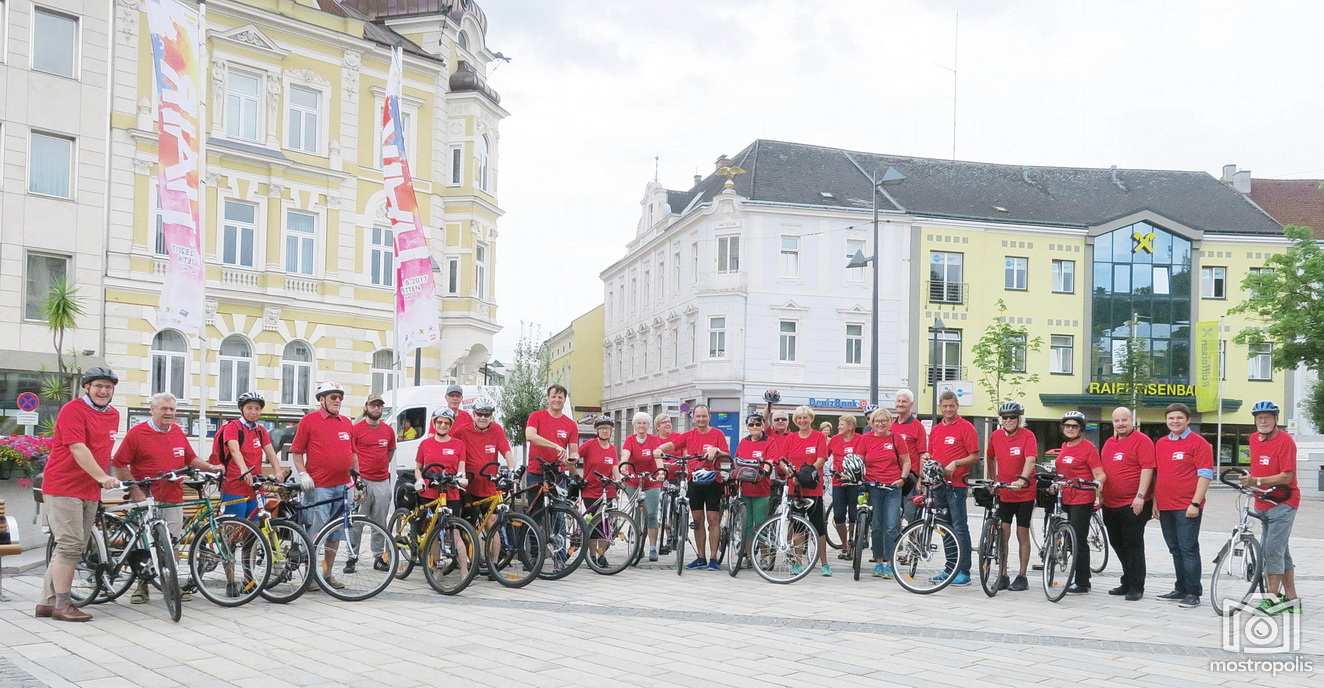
[212,24,289,57]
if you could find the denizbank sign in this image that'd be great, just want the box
[1086,381,1195,397]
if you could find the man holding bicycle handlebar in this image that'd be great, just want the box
[929,391,978,586]
[523,384,580,500]
[657,404,729,571]
[290,382,360,590]
[1244,401,1300,614]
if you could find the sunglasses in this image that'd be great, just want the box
[475,412,492,418]
[1062,423,1082,429]
[773,418,789,422]
[748,421,763,427]
[999,416,1018,421]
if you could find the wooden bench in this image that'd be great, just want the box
[0,498,24,601]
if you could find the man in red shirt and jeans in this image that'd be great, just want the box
[1099,406,1155,601]
[36,368,122,622]
[349,393,395,573]
[290,381,359,589]
[1154,403,1213,608]
[929,391,978,585]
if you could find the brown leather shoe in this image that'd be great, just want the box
[34,604,53,618]
[50,606,92,622]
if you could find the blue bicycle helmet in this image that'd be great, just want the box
[1251,400,1280,416]
[691,469,718,485]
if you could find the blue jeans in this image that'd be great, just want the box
[1159,509,1203,596]
[936,485,972,576]
[869,485,902,562]
[307,486,349,542]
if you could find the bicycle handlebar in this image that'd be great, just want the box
[1219,468,1273,496]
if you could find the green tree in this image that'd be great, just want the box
[1231,225,1324,375]
[971,299,1042,413]
[43,278,85,398]
[1114,313,1151,411]
[1305,381,1324,432]
[500,326,550,447]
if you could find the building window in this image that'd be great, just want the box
[1008,333,1028,373]
[154,202,166,255]
[1004,256,1028,291]
[225,70,261,142]
[450,145,463,185]
[370,226,394,287]
[929,251,964,303]
[1051,259,1075,293]
[671,327,679,368]
[655,333,664,372]
[778,320,797,361]
[688,322,696,363]
[32,8,78,78]
[673,247,681,290]
[717,235,740,273]
[285,210,316,275]
[928,329,962,384]
[151,330,188,400]
[708,316,726,359]
[286,84,320,153]
[657,259,666,299]
[371,349,396,394]
[616,343,625,380]
[457,29,469,51]
[846,239,866,283]
[475,243,487,299]
[1050,335,1073,374]
[446,257,459,295]
[629,277,637,313]
[29,131,73,198]
[642,269,651,306]
[1249,343,1273,381]
[24,252,68,320]
[642,337,649,373]
[477,135,491,191]
[691,241,699,283]
[218,335,252,403]
[780,236,800,277]
[222,200,256,268]
[845,323,863,365]
[281,341,313,406]
[1201,266,1227,299]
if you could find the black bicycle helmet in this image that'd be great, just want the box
[593,415,614,429]
[997,400,1024,417]
[747,413,765,425]
[81,367,119,386]
[795,464,818,488]
[237,391,266,409]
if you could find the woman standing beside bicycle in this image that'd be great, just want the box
[828,415,863,563]
[579,417,622,568]
[1047,411,1105,594]
[734,414,773,548]
[414,409,471,578]
[621,412,662,561]
[857,408,910,579]
[779,406,831,576]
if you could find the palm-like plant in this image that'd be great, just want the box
[43,279,85,397]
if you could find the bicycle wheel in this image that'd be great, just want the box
[585,509,641,576]
[421,515,480,595]
[260,518,314,604]
[852,507,869,581]
[630,501,647,567]
[485,512,545,589]
[150,522,182,622]
[1211,534,1263,616]
[728,500,746,576]
[1042,522,1076,603]
[1088,511,1109,573]
[750,514,817,584]
[892,520,960,594]
[189,516,271,607]
[313,514,398,601]
[716,502,732,566]
[673,505,687,576]
[97,516,137,603]
[536,505,588,580]
[387,508,418,580]
[978,515,1000,598]
[47,530,105,607]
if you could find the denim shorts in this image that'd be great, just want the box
[1259,503,1296,575]
[306,486,349,542]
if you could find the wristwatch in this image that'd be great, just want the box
[1190,501,1201,509]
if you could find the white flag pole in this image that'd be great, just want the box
[196,0,210,445]
[389,48,402,436]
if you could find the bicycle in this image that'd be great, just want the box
[749,460,820,584]
[849,481,893,582]
[1210,468,1272,617]
[580,470,643,575]
[465,464,546,588]
[612,463,651,568]
[968,478,1015,598]
[892,460,963,594]
[1035,470,1099,603]
[1031,487,1109,574]
[165,471,273,608]
[510,462,589,580]
[725,458,772,577]
[657,455,700,576]
[246,474,316,604]
[306,473,399,601]
[387,466,479,595]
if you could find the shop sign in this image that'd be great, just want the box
[808,398,869,410]
[1086,381,1195,396]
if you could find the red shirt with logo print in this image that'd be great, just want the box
[1154,431,1213,512]
[457,423,510,498]
[1054,440,1102,506]
[1249,430,1299,511]
[112,420,197,503]
[352,420,397,481]
[291,409,356,488]
[43,399,120,501]
[1099,431,1156,509]
[780,430,828,497]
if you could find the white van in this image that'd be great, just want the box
[382,384,504,473]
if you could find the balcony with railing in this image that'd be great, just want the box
[925,365,967,386]
[284,275,320,296]
[220,267,261,289]
[924,280,967,305]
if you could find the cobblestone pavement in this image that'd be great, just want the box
[1,487,1319,688]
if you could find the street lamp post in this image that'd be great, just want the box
[928,317,947,423]
[846,165,906,407]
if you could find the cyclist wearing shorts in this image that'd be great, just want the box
[1049,410,1105,594]
[891,389,928,523]
[524,384,580,496]
[620,412,663,561]
[1243,401,1300,615]
[348,393,396,573]
[579,417,621,568]
[290,382,359,589]
[733,414,773,553]
[443,384,474,435]
[1099,406,1155,601]
[1153,403,1213,608]
[984,400,1037,592]
[779,405,830,576]
[414,409,470,577]
[929,390,979,585]
[215,392,284,522]
[458,398,512,525]
[828,415,864,562]
[656,404,729,571]
[857,407,910,578]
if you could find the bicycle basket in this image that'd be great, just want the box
[972,485,995,509]
[730,460,762,483]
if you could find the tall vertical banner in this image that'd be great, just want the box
[382,49,441,351]
[1194,320,1220,412]
[147,0,205,333]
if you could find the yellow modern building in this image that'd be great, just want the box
[544,304,605,418]
[103,0,506,431]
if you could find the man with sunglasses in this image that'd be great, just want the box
[458,398,513,522]
[985,401,1037,592]
[290,381,359,589]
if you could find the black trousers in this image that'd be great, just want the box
[1103,501,1153,593]
[1064,504,1094,588]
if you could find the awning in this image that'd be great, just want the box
[1039,394,1242,412]
[0,351,107,374]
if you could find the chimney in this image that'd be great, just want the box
[693,174,702,187]
[1232,170,1252,194]
[714,155,731,171]
[1221,164,1237,183]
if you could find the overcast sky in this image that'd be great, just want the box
[476,0,1324,363]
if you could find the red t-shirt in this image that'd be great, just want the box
[458,423,510,498]
[621,434,661,489]
[1249,430,1299,511]
[987,428,1037,503]
[654,432,680,480]
[780,431,828,496]
[929,417,979,487]
[290,409,355,488]
[43,398,120,501]
[417,435,465,502]
[890,416,928,476]
[1054,440,1102,506]
[828,433,864,472]
[352,420,396,481]
[734,436,772,497]
[858,432,907,485]
[448,408,474,435]
[669,427,730,474]
[1099,431,1156,509]
[1154,432,1214,512]
[578,440,619,501]
[215,420,272,498]
[112,421,196,503]
[526,409,578,474]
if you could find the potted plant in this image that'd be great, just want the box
[0,435,53,486]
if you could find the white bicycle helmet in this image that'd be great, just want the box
[838,453,866,483]
[314,381,345,400]
[691,469,718,485]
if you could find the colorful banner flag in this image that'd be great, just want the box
[147,0,205,334]
[1194,320,1220,413]
[382,49,441,351]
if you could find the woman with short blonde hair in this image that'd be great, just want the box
[828,414,864,561]
[783,406,831,575]
[621,412,662,560]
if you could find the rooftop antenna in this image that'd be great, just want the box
[936,9,958,160]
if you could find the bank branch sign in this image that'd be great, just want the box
[1086,381,1195,397]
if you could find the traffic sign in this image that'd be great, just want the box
[17,411,39,426]
[16,392,39,413]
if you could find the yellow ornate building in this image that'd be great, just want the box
[104,0,506,430]
[544,304,605,418]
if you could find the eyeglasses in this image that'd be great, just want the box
[1061,423,1082,430]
